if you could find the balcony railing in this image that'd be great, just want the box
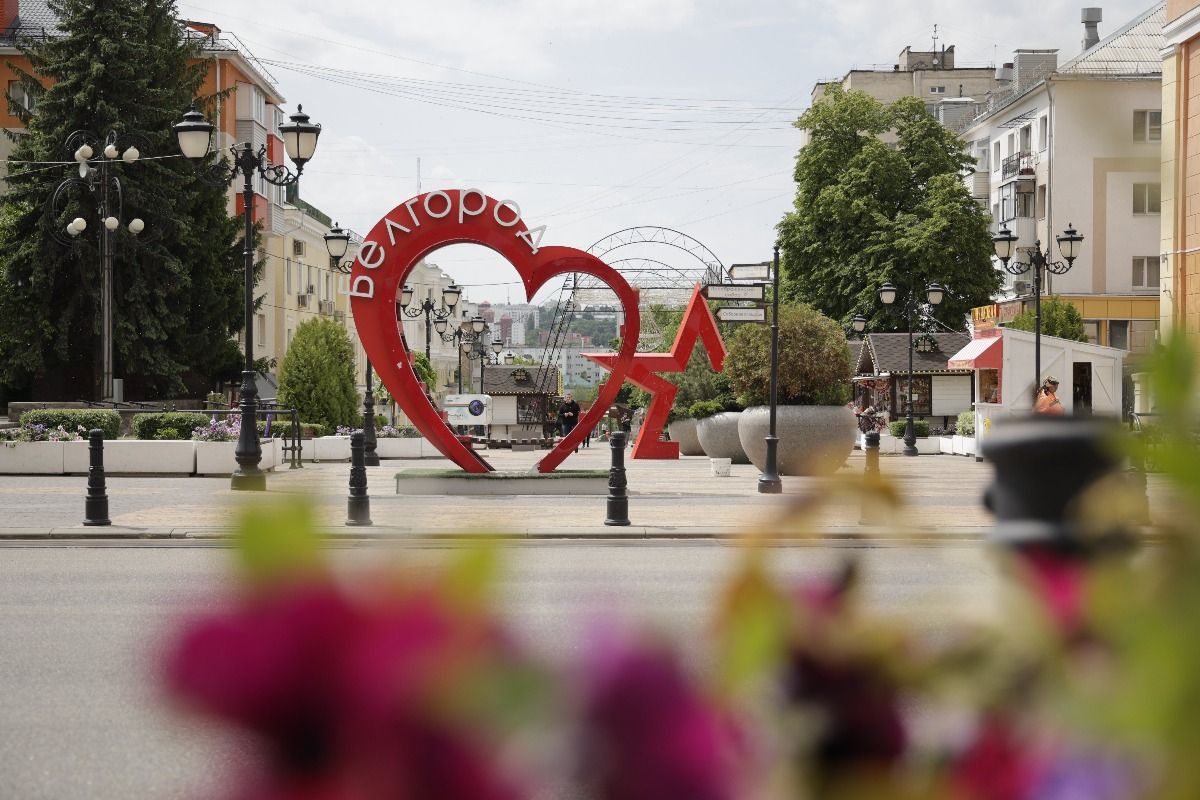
[1001,151,1036,180]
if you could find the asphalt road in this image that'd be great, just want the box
[0,540,1003,799]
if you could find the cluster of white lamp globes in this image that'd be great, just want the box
[65,143,144,238]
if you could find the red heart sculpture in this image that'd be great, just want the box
[350,190,641,474]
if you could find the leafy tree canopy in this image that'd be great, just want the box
[778,86,1000,334]
[0,0,244,400]
[1006,296,1087,342]
[726,303,851,406]
[277,319,359,430]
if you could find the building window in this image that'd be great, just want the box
[7,80,39,115]
[1109,320,1130,351]
[325,274,332,301]
[1020,124,1032,153]
[1083,320,1100,345]
[1132,183,1161,215]
[255,314,266,347]
[1036,184,1047,219]
[1133,110,1162,142]
[306,264,314,294]
[979,369,1001,404]
[1130,320,1158,353]
[1038,116,1048,151]
[993,141,1001,172]
[929,85,945,94]
[894,376,932,417]
[1132,256,1160,290]
[286,328,293,350]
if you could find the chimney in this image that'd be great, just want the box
[1,0,17,32]
[1081,7,1102,52]
[996,62,1014,82]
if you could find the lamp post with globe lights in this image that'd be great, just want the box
[991,224,1084,394]
[878,281,945,457]
[47,130,147,401]
[398,281,461,360]
[173,104,321,491]
[324,223,381,466]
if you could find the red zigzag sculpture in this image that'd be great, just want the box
[583,285,728,459]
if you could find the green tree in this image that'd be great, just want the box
[778,86,1000,333]
[0,0,243,400]
[411,352,437,391]
[1007,296,1087,342]
[277,319,359,430]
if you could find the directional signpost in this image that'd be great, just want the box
[701,283,765,301]
[715,306,767,323]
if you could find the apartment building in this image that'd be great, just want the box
[1161,0,1200,338]
[959,3,1164,356]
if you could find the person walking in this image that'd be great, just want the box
[557,392,581,444]
[1034,376,1064,416]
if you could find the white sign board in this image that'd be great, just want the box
[729,263,770,281]
[444,394,492,425]
[716,307,768,323]
[702,283,765,301]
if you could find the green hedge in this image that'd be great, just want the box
[256,420,328,439]
[131,412,210,440]
[19,409,121,439]
[888,419,930,438]
[956,410,975,437]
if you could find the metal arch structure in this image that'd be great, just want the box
[581,226,728,291]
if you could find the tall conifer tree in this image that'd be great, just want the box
[0,0,244,399]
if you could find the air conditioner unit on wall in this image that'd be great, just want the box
[1013,280,1030,295]
[293,240,305,257]
[297,293,310,308]
[319,300,335,315]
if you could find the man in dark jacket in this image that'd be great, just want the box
[557,392,581,440]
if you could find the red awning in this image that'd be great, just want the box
[947,336,1002,370]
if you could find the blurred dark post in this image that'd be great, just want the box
[1128,430,1150,525]
[346,431,372,527]
[605,430,630,526]
[983,417,1133,554]
[287,408,303,469]
[859,430,882,526]
[83,429,110,526]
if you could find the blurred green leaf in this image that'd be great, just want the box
[232,500,323,585]
[715,556,792,694]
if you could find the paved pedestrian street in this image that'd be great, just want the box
[0,448,1178,540]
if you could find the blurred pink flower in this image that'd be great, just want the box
[1017,549,1087,636]
[580,639,743,800]
[165,581,521,800]
[953,714,1044,800]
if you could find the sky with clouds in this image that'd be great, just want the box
[176,0,1155,304]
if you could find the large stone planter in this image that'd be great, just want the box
[667,418,704,456]
[736,405,856,476]
[375,438,425,459]
[195,440,275,476]
[0,441,65,474]
[313,436,351,462]
[64,440,196,474]
[696,412,749,464]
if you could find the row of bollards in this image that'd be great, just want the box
[82,427,631,530]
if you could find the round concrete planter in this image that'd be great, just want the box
[696,412,750,464]
[737,405,857,476]
[667,418,705,456]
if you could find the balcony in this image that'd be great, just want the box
[1000,151,1036,181]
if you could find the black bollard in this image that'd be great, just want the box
[83,429,111,527]
[982,417,1133,555]
[859,430,882,526]
[604,431,630,527]
[346,431,372,527]
[1128,430,1150,525]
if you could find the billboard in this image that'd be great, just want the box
[444,394,492,425]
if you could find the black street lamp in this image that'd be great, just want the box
[851,314,867,339]
[323,223,379,467]
[452,315,491,393]
[992,224,1084,393]
[174,105,321,491]
[878,281,945,457]
[399,281,461,359]
[47,131,147,401]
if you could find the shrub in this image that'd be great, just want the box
[254,420,328,439]
[131,412,209,440]
[154,427,180,441]
[956,410,975,437]
[888,419,930,438]
[688,399,727,420]
[726,303,852,406]
[277,318,360,431]
[19,409,120,439]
